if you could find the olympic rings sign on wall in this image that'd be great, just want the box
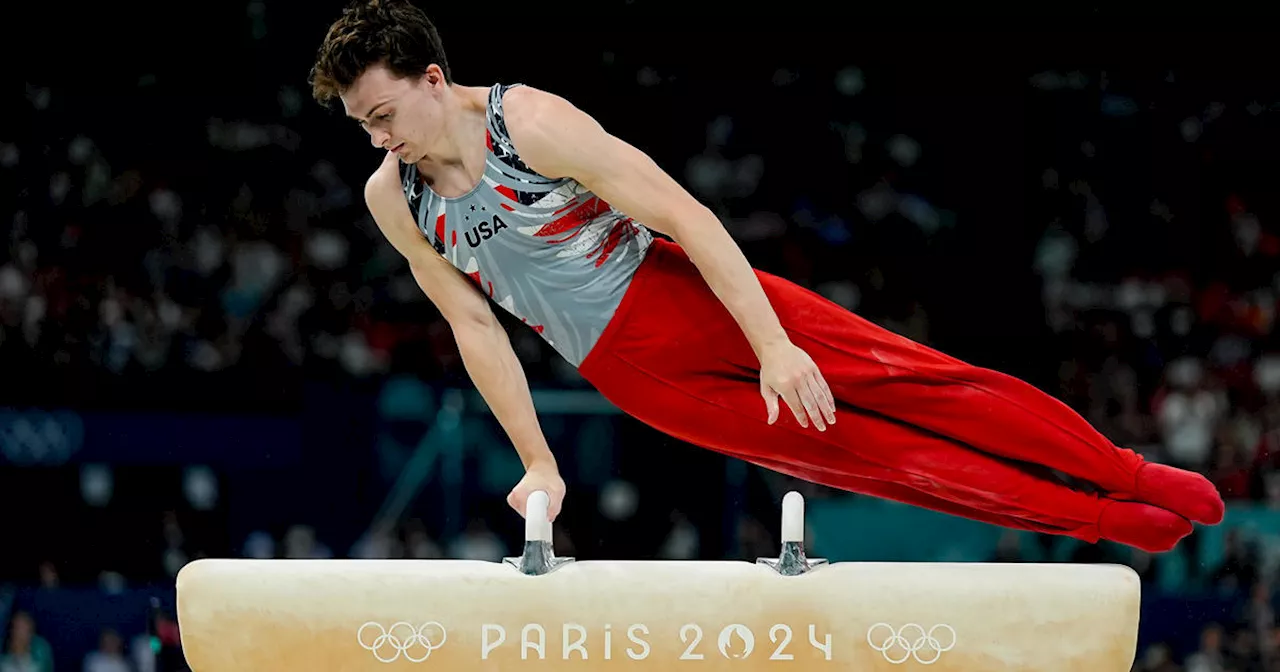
[866,623,956,665]
[0,409,84,466]
[358,622,447,663]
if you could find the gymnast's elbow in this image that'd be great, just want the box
[659,201,728,246]
[436,288,500,335]
[450,311,507,352]
[433,287,507,354]
[406,257,499,333]
[452,318,521,385]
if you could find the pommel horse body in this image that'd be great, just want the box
[176,492,1141,671]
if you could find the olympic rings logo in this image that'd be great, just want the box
[866,623,956,665]
[358,622,447,663]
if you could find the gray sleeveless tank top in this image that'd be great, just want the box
[399,83,654,367]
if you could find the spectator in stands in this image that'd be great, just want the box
[0,612,53,672]
[1155,358,1225,473]
[283,524,333,560]
[1242,582,1276,667]
[445,519,506,562]
[1208,530,1260,593]
[402,518,442,559]
[36,563,57,590]
[988,530,1025,563]
[1134,642,1182,672]
[1225,626,1259,672]
[1184,623,1225,672]
[1209,428,1255,501]
[82,629,130,672]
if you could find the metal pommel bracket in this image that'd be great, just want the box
[503,490,575,576]
[757,491,828,576]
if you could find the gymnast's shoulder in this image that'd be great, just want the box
[363,152,426,258]
[365,151,402,197]
[495,85,610,180]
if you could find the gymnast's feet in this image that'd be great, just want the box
[1130,462,1225,526]
[1097,501,1193,553]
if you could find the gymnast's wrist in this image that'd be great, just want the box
[753,332,793,359]
[522,452,559,473]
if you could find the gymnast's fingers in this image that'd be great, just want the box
[506,488,526,517]
[819,372,835,418]
[808,374,836,425]
[798,382,825,432]
[548,493,562,522]
[780,386,808,428]
[760,380,781,424]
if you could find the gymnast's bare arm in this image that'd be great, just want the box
[363,153,566,520]
[500,85,837,432]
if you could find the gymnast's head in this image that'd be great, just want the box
[309,0,453,161]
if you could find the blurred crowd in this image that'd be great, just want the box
[1028,71,1280,507]
[1020,67,1280,672]
[3,29,1280,672]
[0,82,427,410]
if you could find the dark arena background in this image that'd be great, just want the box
[3,2,1279,670]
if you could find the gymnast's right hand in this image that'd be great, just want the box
[507,459,566,523]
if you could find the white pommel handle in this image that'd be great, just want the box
[526,490,551,542]
[781,491,805,543]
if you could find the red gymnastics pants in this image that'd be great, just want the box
[577,239,1225,553]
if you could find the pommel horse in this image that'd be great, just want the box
[176,491,1141,670]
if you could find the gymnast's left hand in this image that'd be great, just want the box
[760,340,836,432]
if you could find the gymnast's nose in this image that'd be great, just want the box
[369,127,392,149]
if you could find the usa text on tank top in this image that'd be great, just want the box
[400,83,654,367]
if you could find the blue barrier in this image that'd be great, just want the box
[0,408,302,468]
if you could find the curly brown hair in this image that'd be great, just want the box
[309,0,452,107]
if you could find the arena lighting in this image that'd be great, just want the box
[175,491,1140,670]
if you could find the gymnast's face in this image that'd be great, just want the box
[342,63,448,161]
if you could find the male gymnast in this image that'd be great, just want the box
[309,0,1224,553]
